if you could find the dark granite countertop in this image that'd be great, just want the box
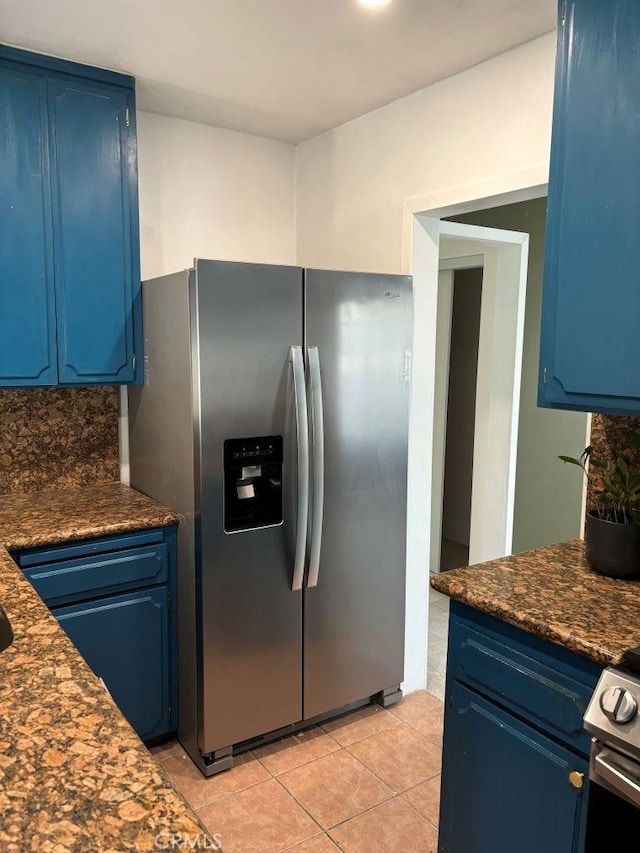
[0,484,208,852]
[0,482,179,551]
[430,539,640,666]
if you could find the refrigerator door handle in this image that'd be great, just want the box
[306,346,325,588]
[290,345,310,591]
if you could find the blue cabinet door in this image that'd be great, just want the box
[539,0,640,414]
[439,681,589,853]
[0,63,57,385]
[54,586,171,740]
[47,77,139,384]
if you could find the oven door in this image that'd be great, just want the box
[590,739,640,808]
[587,741,639,851]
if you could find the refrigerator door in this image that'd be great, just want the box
[303,270,412,719]
[193,260,304,754]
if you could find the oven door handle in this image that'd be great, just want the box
[593,747,640,808]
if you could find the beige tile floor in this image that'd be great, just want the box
[427,588,450,700]
[151,690,443,853]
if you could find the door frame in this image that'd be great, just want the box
[401,184,543,694]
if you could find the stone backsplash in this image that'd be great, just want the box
[0,387,119,495]
[587,413,640,512]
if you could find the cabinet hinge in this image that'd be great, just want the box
[168,705,172,722]
[124,107,130,128]
[132,353,137,373]
[561,1,566,25]
[543,367,547,385]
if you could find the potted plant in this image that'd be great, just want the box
[559,431,640,578]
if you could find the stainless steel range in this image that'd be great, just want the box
[584,653,640,809]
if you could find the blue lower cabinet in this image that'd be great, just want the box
[16,524,177,741]
[54,587,170,740]
[440,602,599,853]
[440,682,589,853]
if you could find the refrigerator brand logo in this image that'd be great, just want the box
[385,291,400,298]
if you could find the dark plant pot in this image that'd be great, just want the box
[585,511,640,578]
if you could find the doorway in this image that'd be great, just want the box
[427,224,528,698]
[438,264,483,573]
[404,217,529,697]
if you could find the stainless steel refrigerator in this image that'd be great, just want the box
[129,259,412,775]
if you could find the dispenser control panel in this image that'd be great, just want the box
[223,436,283,532]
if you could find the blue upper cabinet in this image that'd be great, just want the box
[539,0,640,414]
[48,79,137,383]
[0,64,58,385]
[0,45,142,386]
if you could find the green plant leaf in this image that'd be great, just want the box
[626,431,640,451]
[590,458,608,470]
[558,456,583,467]
[629,479,640,493]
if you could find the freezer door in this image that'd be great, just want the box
[193,260,304,754]
[304,270,412,719]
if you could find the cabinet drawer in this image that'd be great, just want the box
[23,543,167,606]
[448,607,599,756]
[16,528,165,567]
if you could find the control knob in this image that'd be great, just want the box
[599,686,638,724]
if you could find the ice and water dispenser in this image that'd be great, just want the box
[223,436,283,532]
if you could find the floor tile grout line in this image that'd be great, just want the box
[257,728,341,777]
[324,791,399,833]
[155,691,443,850]
[342,723,443,794]
[275,745,397,834]
[318,703,400,748]
[332,743,400,796]
[249,748,277,777]
[402,718,445,748]
[277,830,336,853]
[272,774,327,836]
[192,774,277,814]
[278,739,396,794]
[321,723,404,749]
[157,747,279,813]
[399,791,441,832]
[379,717,445,753]
[326,793,438,847]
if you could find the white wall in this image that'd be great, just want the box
[295,33,556,273]
[137,112,297,280]
[131,35,560,697]
[295,34,557,694]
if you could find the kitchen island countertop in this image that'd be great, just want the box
[431,538,640,666]
[0,483,209,853]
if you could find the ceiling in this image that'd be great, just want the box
[0,0,556,143]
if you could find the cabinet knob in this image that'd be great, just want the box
[568,770,584,789]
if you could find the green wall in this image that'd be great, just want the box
[450,197,587,553]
